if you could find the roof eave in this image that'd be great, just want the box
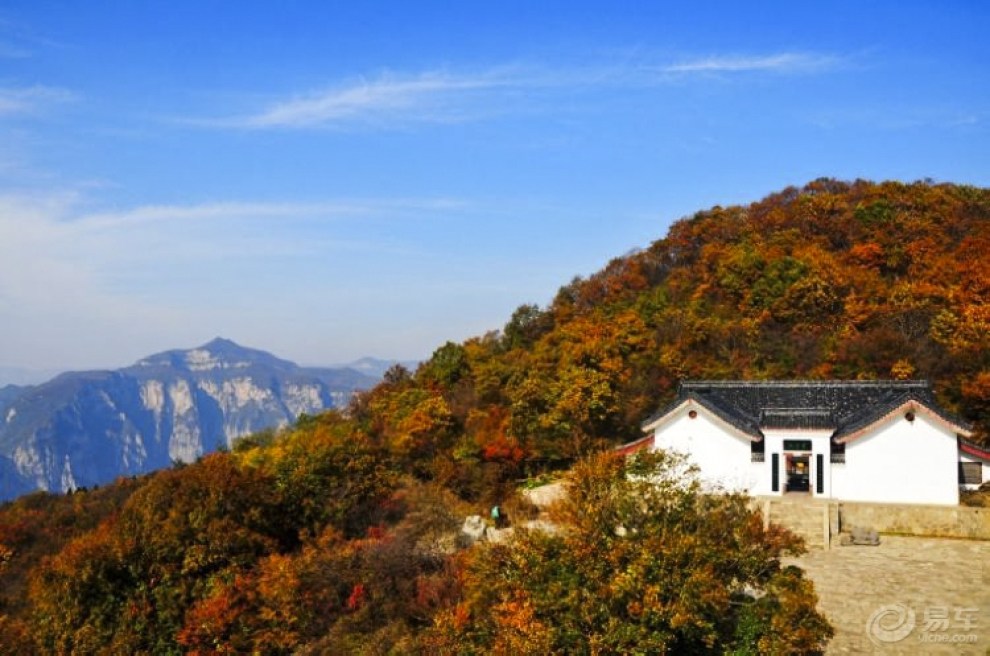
[960,437,990,461]
[641,397,762,442]
[835,399,973,444]
[614,434,655,456]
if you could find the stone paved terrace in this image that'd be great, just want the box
[784,535,990,655]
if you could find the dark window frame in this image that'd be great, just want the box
[959,461,982,486]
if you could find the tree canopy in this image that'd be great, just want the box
[426,451,832,654]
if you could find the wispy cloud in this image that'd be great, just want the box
[76,201,369,231]
[808,105,986,131]
[73,197,467,231]
[0,193,465,287]
[0,85,75,116]
[0,15,68,59]
[0,191,471,366]
[221,69,526,129]
[208,52,842,130]
[662,52,842,74]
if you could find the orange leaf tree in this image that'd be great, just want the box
[427,450,832,654]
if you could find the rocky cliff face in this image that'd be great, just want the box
[0,339,377,500]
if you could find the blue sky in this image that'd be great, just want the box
[0,1,987,372]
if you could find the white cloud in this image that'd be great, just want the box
[72,197,466,231]
[0,193,179,368]
[207,52,844,130]
[76,201,369,231]
[229,69,524,129]
[0,16,62,59]
[0,85,74,116]
[807,105,985,131]
[0,192,468,368]
[0,192,462,299]
[662,52,841,74]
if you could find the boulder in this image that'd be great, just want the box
[522,482,566,509]
[461,515,488,545]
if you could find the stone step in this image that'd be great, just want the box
[769,514,825,528]
[775,524,824,538]
[770,516,823,530]
[761,499,830,550]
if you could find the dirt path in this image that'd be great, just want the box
[785,536,990,654]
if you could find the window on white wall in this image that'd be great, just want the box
[959,462,983,485]
[751,440,765,462]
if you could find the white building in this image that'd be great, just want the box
[622,380,977,506]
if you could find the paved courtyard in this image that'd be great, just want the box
[785,536,990,655]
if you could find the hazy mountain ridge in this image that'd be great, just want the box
[0,338,378,500]
[338,356,422,379]
[0,366,60,388]
[0,385,25,421]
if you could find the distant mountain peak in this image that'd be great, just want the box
[133,338,293,372]
[1,339,379,500]
[203,336,240,350]
[184,338,261,371]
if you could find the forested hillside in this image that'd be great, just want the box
[1,179,987,652]
[389,177,989,496]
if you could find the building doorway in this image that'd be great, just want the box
[785,454,810,493]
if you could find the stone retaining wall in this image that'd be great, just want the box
[837,501,990,540]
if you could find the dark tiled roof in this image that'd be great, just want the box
[641,380,972,441]
[643,392,762,439]
[761,408,834,430]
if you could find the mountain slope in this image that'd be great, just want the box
[0,338,376,499]
[354,178,990,487]
[0,367,60,387]
[0,385,25,421]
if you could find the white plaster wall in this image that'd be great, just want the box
[749,460,771,497]
[831,412,959,505]
[649,403,758,493]
[830,456,849,500]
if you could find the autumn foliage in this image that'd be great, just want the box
[1,178,988,651]
[426,451,832,654]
